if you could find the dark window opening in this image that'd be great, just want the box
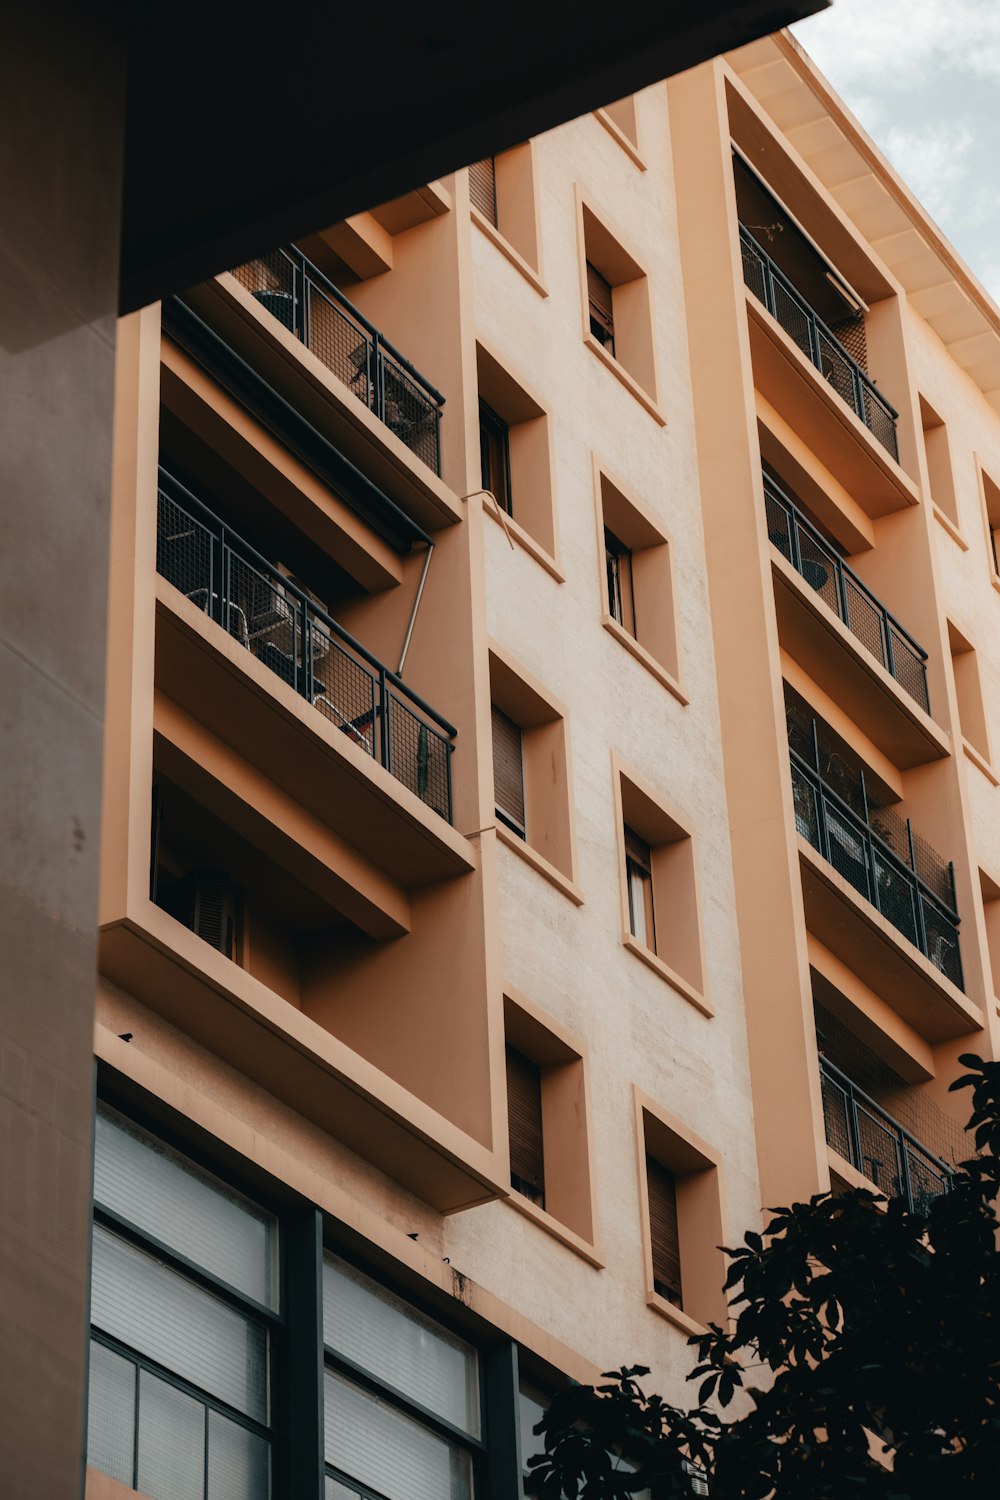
[587,261,615,356]
[625,825,656,951]
[605,528,636,635]
[469,157,498,227]
[492,705,525,838]
[479,399,513,515]
[506,1046,545,1207]
[646,1155,682,1306]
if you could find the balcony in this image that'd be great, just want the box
[740,224,898,461]
[231,245,444,474]
[764,474,929,713]
[156,468,455,823]
[820,1056,951,1212]
[788,706,962,991]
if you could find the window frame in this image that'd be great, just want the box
[635,1091,727,1334]
[480,397,513,516]
[595,464,683,698]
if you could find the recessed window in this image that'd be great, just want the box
[625,826,656,949]
[638,1096,726,1329]
[468,144,541,274]
[645,1155,682,1305]
[980,465,1000,578]
[504,993,595,1245]
[980,870,1000,1002]
[477,343,555,557]
[580,202,657,403]
[617,765,706,1005]
[949,620,992,765]
[605,528,636,635]
[492,705,526,839]
[480,399,512,516]
[506,1045,546,1206]
[490,646,577,886]
[920,396,959,527]
[597,468,680,688]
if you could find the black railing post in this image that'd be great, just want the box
[372,333,384,426]
[835,554,851,631]
[899,1139,915,1214]
[378,667,391,773]
[213,534,226,630]
[846,1080,864,1176]
[789,508,803,574]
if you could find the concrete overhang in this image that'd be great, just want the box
[120,0,828,312]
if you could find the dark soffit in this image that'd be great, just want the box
[120,0,828,313]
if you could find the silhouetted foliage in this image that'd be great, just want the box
[528,1055,1000,1498]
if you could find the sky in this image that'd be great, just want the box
[791,0,1000,304]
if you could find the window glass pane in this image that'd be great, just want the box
[323,1256,479,1435]
[324,1370,473,1500]
[208,1410,270,1500]
[88,1339,136,1486]
[95,1104,277,1309]
[92,1225,268,1422]
[517,1380,548,1474]
[137,1368,205,1500]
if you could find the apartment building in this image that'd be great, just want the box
[86,27,1000,1500]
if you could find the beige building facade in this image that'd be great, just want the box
[85,28,1000,1500]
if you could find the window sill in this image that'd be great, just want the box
[496,822,584,905]
[932,503,968,549]
[963,737,999,785]
[507,1191,604,1268]
[602,615,687,705]
[622,933,712,1017]
[471,207,548,298]
[593,109,646,170]
[646,1289,707,1338]
[484,495,564,582]
[583,332,666,426]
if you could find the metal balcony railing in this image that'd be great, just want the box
[764,474,930,713]
[156,470,455,823]
[739,224,899,461]
[231,245,444,475]
[819,1055,952,1212]
[789,739,962,989]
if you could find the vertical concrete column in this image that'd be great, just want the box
[667,60,826,1211]
[0,5,124,1495]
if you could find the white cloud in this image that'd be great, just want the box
[794,0,1000,88]
[880,120,975,221]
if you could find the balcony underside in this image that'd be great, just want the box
[155,582,474,890]
[772,552,949,768]
[798,838,982,1043]
[99,906,504,1215]
[747,296,917,519]
[180,276,462,536]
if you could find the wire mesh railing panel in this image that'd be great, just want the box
[305,279,374,405]
[820,1069,853,1162]
[922,897,963,988]
[309,620,378,757]
[842,574,889,669]
[386,692,451,821]
[828,314,868,372]
[855,1100,905,1196]
[377,353,441,473]
[771,277,815,361]
[232,251,298,332]
[825,801,873,902]
[873,852,920,948]
[887,620,930,712]
[791,762,821,846]
[157,491,213,608]
[911,829,954,907]
[906,1144,950,1214]
[816,327,861,417]
[226,553,305,690]
[763,486,794,562]
[739,235,768,306]
[863,384,900,460]
[794,523,841,615]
